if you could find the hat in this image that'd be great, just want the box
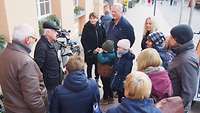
[117,39,130,50]
[43,21,60,31]
[102,40,114,52]
[148,31,165,46]
[170,24,193,44]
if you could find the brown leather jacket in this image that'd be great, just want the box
[0,41,47,113]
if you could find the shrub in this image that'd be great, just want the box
[38,15,60,35]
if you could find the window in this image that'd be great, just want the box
[73,0,79,6]
[37,0,51,18]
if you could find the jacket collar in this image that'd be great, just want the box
[9,40,31,54]
[172,40,194,55]
[112,16,124,27]
[122,98,155,106]
[41,35,55,49]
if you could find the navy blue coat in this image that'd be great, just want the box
[34,36,61,89]
[107,16,135,49]
[114,51,135,92]
[106,98,161,113]
[50,70,100,113]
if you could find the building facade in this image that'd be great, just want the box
[0,0,104,42]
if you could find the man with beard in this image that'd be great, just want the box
[0,24,47,113]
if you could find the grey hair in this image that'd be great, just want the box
[112,3,123,13]
[12,24,35,42]
[43,29,52,35]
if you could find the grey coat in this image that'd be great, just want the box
[168,40,199,106]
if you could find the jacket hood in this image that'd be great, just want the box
[172,40,194,55]
[118,98,158,112]
[63,70,88,92]
[121,51,135,61]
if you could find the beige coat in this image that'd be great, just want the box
[0,41,47,113]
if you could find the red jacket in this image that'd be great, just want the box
[144,67,173,102]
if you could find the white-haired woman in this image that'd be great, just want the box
[107,71,161,113]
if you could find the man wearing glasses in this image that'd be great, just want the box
[34,21,61,105]
[0,24,47,113]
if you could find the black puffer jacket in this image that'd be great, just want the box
[34,36,61,89]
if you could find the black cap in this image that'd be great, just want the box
[170,24,193,44]
[43,21,60,31]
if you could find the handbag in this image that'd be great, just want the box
[155,96,184,113]
[97,63,113,77]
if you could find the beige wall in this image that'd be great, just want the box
[85,0,94,21]
[0,0,9,41]
[59,0,79,38]
[3,0,39,42]
[93,0,104,17]
[52,0,62,19]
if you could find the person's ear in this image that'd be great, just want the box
[24,37,31,45]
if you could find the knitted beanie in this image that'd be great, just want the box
[148,31,165,46]
[102,40,114,52]
[170,24,193,44]
[117,39,130,50]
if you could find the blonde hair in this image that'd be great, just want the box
[66,55,85,73]
[143,17,158,36]
[124,71,152,100]
[137,48,162,71]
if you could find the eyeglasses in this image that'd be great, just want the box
[29,36,37,42]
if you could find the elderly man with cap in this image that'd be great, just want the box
[0,24,47,113]
[34,21,61,104]
[167,24,199,113]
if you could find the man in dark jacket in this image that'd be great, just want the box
[167,24,199,113]
[0,24,47,113]
[107,3,135,49]
[101,4,113,33]
[34,21,61,104]
[81,12,106,83]
[50,55,100,113]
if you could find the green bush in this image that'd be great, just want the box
[74,6,84,15]
[38,15,61,35]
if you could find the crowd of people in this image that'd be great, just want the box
[0,1,199,113]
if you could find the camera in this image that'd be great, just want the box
[57,29,71,38]
[55,28,81,67]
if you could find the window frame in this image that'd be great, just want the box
[37,0,52,19]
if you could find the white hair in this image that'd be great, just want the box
[43,29,52,35]
[112,3,123,13]
[12,24,35,42]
